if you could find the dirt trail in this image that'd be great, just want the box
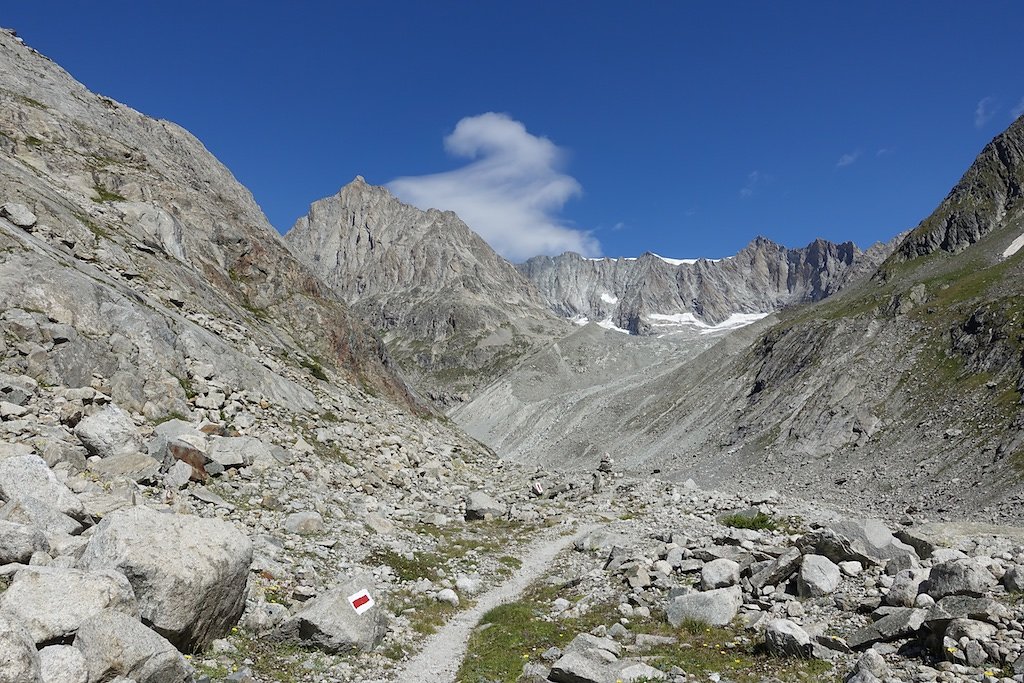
[385,521,601,683]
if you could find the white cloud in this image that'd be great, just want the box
[1012,97,1024,120]
[740,170,769,198]
[975,96,997,128]
[388,112,599,261]
[836,150,861,168]
[876,147,892,157]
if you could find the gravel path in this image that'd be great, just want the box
[384,521,601,683]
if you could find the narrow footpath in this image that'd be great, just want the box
[384,521,602,683]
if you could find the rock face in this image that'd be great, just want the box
[78,506,252,651]
[0,27,417,419]
[285,178,570,402]
[888,115,1024,262]
[518,236,897,334]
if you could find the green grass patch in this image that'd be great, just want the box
[300,357,329,381]
[24,135,44,147]
[721,512,778,531]
[92,185,126,203]
[194,632,325,683]
[459,583,836,683]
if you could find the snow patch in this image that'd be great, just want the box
[1003,233,1024,259]
[600,292,618,305]
[596,318,631,334]
[571,315,590,326]
[651,253,720,266]
[648,311,769,334]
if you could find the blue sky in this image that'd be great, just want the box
[6,2,1024,261]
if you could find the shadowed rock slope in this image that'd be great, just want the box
[456,116,1024,523]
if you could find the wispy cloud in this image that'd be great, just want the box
[740,170,769,198]
[388,112,598,261]
[975,96,997,128]
[836,150,861,168]
[876,147,892,157]
[1012,97,1024,120]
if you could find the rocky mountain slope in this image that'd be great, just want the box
[517,236,898,335]
[5,24,1024,683]
[285,180,571,403]
[0,30,417,414]
[456,117,1024,524]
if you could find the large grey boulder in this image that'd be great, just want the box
[827,518,919,565]
[0,566,138,644]
[0,614,41,683]
[0,455,85,521]
[797,554,841,597]
[846,608,928,649]
[87,454,160,484]
[207,436,270,469]
[281,511,323,536]
[73,405,142,459]
[73,610,191,683]
[548,633,621,683]
[926,559,996,600]
[277,574,387,653]
[750,546,802,589]
[78,506,252,651]
[0,520,49,565]
[38,645,88,683]
[666,586,742,627]
[464,491,506,521]
[0,496,82,537]
[700,558,740,590]
[764,619,812,657]
[1,202,37,228]
[885,569,929,607]
[147,422,209,482]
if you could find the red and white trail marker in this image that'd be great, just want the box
[348,589,374,615]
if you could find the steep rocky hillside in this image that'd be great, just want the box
[517,236,898,335]
[456,117,1024,524]
[0,30,416,413]
[285,180,571,403]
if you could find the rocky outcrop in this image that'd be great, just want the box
[285,178,570,401]
[518,235,898,334]
[888,114,1024,263]
[0,27,416,415]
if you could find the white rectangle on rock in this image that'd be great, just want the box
[348,589,374,615]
